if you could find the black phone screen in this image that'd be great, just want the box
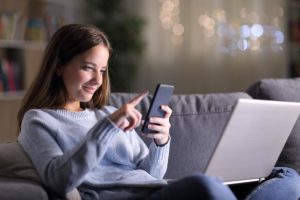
[142,84,174,134]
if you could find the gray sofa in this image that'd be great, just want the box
[0,78,300,200]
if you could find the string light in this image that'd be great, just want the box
[159,0,184,46]
[158,0,285,52]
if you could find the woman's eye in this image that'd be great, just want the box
[82,66,93,71]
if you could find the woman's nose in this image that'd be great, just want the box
[92,71,102,83]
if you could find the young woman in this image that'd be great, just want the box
[17,24,300,200]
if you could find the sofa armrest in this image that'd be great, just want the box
[0,177,48,200]
[0,142,81,200]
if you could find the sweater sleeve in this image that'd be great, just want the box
[103,106,170,179]
[136,138,170,179]
[18,110,120,196]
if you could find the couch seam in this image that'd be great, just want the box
[172,110,232,116]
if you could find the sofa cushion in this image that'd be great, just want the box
[246,78,300,102]
[247,78,300,173]
[0,177,48,200]
[0,142,49,199]
[109,92,252,179]
[0,142,82,200]
[0,142,42,183]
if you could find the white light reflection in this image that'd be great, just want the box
[274,31,284,44]
[240,25,250,38]
[251,24,264,38]
[238,39,249,51]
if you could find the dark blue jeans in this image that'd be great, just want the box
[145,173,236,200]
[79,167,300,200]
[244,167,300,200]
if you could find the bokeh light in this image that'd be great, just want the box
[159,0,285,51]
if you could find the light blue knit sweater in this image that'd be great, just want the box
[18,106,170,196]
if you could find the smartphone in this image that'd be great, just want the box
[142,84,175,134]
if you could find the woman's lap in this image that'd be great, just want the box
[145,173,237,200]
[79,167,300,200]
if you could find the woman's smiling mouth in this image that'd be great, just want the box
[83,85,98,94]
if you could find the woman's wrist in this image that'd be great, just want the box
[154,135,170,147]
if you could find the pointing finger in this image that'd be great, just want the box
[128,91,149,107]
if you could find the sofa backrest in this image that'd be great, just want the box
[247,78,300,174]
[109,92,252,179]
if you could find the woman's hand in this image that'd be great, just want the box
[109,92,148,132]
[142,105,172,146]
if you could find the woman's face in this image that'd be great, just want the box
[59,44,109,111]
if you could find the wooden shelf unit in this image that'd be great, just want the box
[0,0,66,141]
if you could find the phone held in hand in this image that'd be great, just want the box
[142,84,175,134]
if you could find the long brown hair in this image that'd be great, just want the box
[18,24,112,129]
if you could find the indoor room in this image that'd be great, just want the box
[0,0,300,200]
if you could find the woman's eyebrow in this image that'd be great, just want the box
[81,61,107,69]
[81,61,97,66]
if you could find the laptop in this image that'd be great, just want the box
[204,98,300,185]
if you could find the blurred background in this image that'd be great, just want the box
[1,0,300,95]
[1,0,300,140]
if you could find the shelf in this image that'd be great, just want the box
[0,91,24,100]
[0,40,46,49]
[0,0,67,141]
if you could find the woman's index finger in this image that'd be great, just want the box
[128,91,149,107]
